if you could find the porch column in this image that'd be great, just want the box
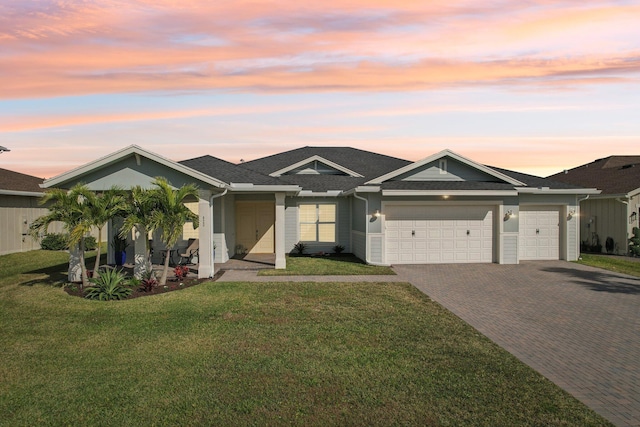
[198,189,214,278]
[275,192,286,269]
[133,226,148,278]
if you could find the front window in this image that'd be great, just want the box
[299,203,336,243]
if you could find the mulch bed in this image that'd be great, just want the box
[64,270,226,299]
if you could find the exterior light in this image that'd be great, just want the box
[503,210,514,221]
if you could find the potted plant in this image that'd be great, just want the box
[111,235,129,266]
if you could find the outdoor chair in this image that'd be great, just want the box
[179,238,199,265]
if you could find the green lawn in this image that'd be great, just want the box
[258,254,395,276]
[0,251,611,426]
[576,253,640,277]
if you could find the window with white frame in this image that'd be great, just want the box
[299,203,336,243]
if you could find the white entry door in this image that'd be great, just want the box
[519,206,560,260]
[385,205,494,264]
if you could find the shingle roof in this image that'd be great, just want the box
[0,168,44,193]
[179,155,281,186]
[239,146,411,179]
[548,156,640,195]
[489,166,584,190]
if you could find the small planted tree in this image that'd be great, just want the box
[147,177,199,286]
[120,186,158,275]
[30,184,94,289]
[629,227,640,256]
[88,187,126,275]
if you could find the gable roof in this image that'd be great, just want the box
[269,155,364,178]
[367,149,526,186]
[240,146,410,179]
[548,156,640,195]
[179,155,281,186]
[0,168,44,195]
[44,145,226,189]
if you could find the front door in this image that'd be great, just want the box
[236,202,275,254]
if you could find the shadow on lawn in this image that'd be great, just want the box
[542,266,640,295]
[19,254,104,287]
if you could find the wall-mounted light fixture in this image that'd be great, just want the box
[630,212,637,224]
[442,195,449,200]
[503,210,514,221]
[372,209,381,219]
[567,209,576,220]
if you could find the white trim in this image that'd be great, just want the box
[0,189,44,197]
[382,190,518,197]
[342,186,380,195]
[516,187,601,195]
[269,155,363,178]
[229,183,301,192]
[367,149,526,186]
[297,190,342,197]
[43,145,227,189]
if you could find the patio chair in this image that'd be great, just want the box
[179,238,199,265]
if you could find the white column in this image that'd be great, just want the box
[106,218,115,265]
[133,226,148,278]
[68,244,83,282]
[198,189,214,278]
[275,192,286,269]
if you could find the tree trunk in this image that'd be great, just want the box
[93,226,103,276]
[79,238,89,290]
[159,247,171,286]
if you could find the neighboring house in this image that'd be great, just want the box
[0,168,64,255]
[549,156,640,255]
[42,145,599,279]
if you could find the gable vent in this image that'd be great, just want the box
[621,164,636,170]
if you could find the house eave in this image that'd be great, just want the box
[381,190,519,197]
[229,183,302,193]
[516,187,601,195]
[342,186,381,195]
[297,190,343,197]
[0,189,44,197]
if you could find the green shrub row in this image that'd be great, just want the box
[40,233,97,251]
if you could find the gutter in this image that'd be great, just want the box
[209,189,228,278]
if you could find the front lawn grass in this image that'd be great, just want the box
[576,253,640,277]
[258,254,395,276]
[0,251,610,426]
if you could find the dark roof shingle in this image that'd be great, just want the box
[0,168,44,193]
[548,156,640,195]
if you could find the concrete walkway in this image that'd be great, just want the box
[218,261,640,426]
[394,261,640,427]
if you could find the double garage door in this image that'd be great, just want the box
[385,204,562,264]
[385,205,494,264]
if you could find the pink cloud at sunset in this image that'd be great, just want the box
[0,0,637,179]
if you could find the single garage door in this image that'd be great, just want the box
[519,206,560,260]
[385,205,494,264]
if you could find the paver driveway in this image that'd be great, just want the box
[394,261,640,427]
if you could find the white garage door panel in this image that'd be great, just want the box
[386,205,494,264]
[519,207,560,260]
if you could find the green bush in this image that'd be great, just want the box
[84,236,97,251]
[629,227,640,256]
[40,233,69,251]
[84,268,132,301]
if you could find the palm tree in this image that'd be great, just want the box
[87,187,126,275]
[30,184,94,289]
[120,186,157,276]
[147,177,199,286]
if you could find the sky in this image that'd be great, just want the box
[0,0,639,179]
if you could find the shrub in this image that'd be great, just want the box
[84,236,97,251]
[333,244,345,254]
[84,268,132,301]
[293,242,306,255]
[40,233,69,251]
[139,272,158,292]
[629,228,640,256]
[174,265,190,280]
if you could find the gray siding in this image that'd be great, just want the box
[502,234,518,264]
[369,235,383,264]
[395,158,498,182]
[351,231,366,261]
[580,198,628,254]
[0,195,65,255]
[284,197,351,254]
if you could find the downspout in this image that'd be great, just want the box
[209,189,228,278]
[352,192,369,264]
